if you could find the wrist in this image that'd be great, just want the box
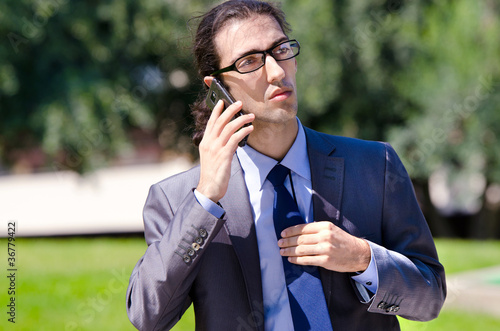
[196,183,221,203]
[356,239,371,272]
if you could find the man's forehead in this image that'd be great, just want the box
[214,15,286,64]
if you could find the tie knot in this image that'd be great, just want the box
[267,164,290,187]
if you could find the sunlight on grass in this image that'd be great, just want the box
[399,310,500,330]
[0,237,146,330]
[435,239,500,275]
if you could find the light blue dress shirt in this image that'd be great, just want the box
[195,119,378,330]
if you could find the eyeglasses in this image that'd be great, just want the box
[210,39,300,76]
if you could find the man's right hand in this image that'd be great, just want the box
[196,99,254,202]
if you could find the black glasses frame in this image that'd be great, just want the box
[210,39,300,76]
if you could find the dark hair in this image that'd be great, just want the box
[190,0,291,146]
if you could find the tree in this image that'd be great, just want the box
[385,0,500,237]
[0,0,210,173]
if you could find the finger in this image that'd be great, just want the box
[210,101,245,137]
[202,101,245,148]
[227,123,254,146]
[278,233,320,248]
[280,242,329,257]
[287,255,328,267]
[280,224,307,239]
[281,221,333,238]
[221,109,254,131]
[201,115,254,159]
[218,100,243,121]
[220,112,254,141]
[204,99,225,137]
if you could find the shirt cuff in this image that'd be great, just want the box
[351,245,378,296]
[194,189,225,219]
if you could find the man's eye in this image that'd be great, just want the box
[275,46,291,57]
[237,55,259,68]
[241,59,256,66]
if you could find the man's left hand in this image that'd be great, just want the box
[277,221,371,273]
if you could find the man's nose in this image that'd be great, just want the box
[264,54,286,83]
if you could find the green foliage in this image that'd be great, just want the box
[386,0,500,181]
[285,0,420,139]
[1,0,499,187]
[0,0,210,173]
[283,0,500,184]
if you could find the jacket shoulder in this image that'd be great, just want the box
[305,127,389,158]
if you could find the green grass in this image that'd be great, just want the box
[434,239,500,275]
[399,310,500,330]
[0,237,147,330]
[0,237,499,330]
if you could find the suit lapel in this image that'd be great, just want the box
[305,128,345,310]
[220,155,265,331]
[305,128,344,224]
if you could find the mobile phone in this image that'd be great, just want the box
[205,78,249,147]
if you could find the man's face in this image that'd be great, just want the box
[213,14,298,126]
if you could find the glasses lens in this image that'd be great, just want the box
[235,53,265,73]
[272,40,299,61]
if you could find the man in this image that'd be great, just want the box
[126,1,446,330]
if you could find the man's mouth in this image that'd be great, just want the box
[269,88,293,101]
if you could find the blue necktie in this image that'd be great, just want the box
[267,164,333,331]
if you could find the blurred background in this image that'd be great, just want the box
[0,0,499,330]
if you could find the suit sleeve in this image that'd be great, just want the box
[366,143,446,321]
[126,182,226,330]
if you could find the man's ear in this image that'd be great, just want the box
[204,76,214,88]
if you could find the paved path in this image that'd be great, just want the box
[443,265,500,317]
[0,157,193,236]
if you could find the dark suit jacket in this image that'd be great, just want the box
[126,127,446,331]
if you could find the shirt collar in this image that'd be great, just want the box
[236,118,311,191]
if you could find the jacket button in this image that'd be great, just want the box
[195,237,204,245]
[187,248,196,257]
[192,243,201,251]
[199,229,208,238]
[386,305,399,313]
[183,255,191,263]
